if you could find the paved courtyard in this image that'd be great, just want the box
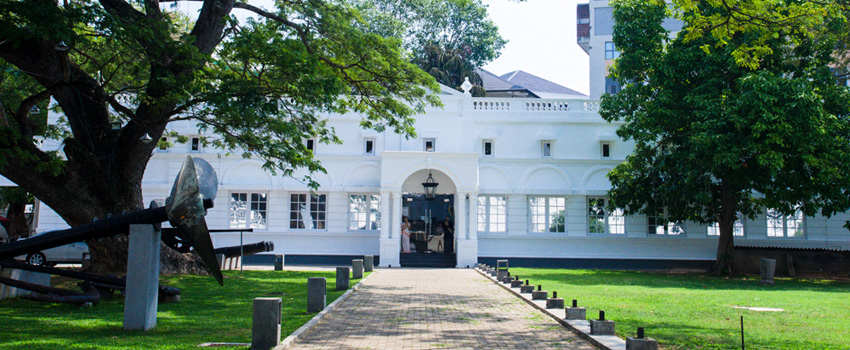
[288,268,597,349]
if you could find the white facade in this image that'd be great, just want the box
[5,1,850,266]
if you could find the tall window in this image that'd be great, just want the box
[708,219,744,236]
[191,137,200,152]
[483,140,494,157]
[588,197,625,234]
[349,194,381,231]
[290,193,327,229]
[306,138,315,152]
[604,41,620,60]
[529,197,566,233]
[364,138,375,155]
[541,141,552,158]
[478,196,507,233]
[647,206,684,235]
[230,192,268,229]
[601,142,611,158]
[766,208,804,237]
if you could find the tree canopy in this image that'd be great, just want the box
[0,0,458,272]
[601,0,850,274]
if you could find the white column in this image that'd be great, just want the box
[380,190,391,240]
[391,191,402,240]
[456,192,467,240]
[468,193,478,241]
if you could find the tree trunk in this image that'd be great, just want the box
[6,202,29,239]
[709,181,737,276]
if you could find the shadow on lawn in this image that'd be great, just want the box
[511,269,850,293]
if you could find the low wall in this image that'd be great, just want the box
[733,247,850,276]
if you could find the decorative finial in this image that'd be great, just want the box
[461,77,473,96]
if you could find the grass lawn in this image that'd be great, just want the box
[510,268,850,350]
[0,270,367,350]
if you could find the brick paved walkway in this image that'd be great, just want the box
[288,268,598,349]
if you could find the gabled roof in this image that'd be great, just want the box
[499,70,586,98]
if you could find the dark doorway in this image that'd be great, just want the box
[400,194,456,267]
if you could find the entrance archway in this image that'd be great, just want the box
[399,169,457,267]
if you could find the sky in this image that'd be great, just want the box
[169,0,590,94]
[481,0,589,95]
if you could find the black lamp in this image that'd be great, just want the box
[422,171,439,200]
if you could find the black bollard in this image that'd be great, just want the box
[572,299,577,308]
[537,285,542,291]
[525,279,529,285]
[637,327,645,339]
[553,291,557,298]
[599,310,605,321]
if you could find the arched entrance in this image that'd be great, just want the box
[399,169,457,267]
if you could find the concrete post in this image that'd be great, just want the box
[274,255,284,271]
[364,255,374,272]
[456,192,467,239]
[352,259,364,279]
[468,193,478,240]
[252,297,281,350]
[546,291,565,309]
[626,337,659,350]
[391,191,402,240]
[590,311,615,335]
[531,285,548,300]
[380,191,391,240]
[124,224,161,331]
[336,267,350,291]
[307,277,327,313]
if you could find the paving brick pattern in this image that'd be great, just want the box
[289,268,597,349]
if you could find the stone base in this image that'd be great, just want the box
[497,270,509,281]
[626,337,659,350]
[274,255,284,271]
[364,255,374,272]
[546,298,564,309]
[590,319,615,335]
[531,290,548,300]
[352,260,364,279]
[565,307,586,320]
[501,276,515,284]
[510,280,524,288]
[307,277,327,313]
[520,285,534,293]
[336,267,350,291]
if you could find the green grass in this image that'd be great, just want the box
[0,270,367,350]
[510,268,850,350]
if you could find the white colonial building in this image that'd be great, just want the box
[5,0,850,268]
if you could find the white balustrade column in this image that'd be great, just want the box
[380,190,391,240]
[391,191,402,240]
[456,192,467,240]
[468,193,478,241]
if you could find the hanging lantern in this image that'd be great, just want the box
[422,171,439,200]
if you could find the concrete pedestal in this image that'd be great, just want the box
[363,255,374,272]
[274,255,284,271]
[520,285,534,293]
[307,277,326,313]
[455,239,478,268]
[510,280,524,288]
[252,297,281,350]
[590,319,616,335]
[352,259,364,279]
[379,238,400,267]
[546,298,564,309]
[626,337,659,350]
[497,270,509,281]
[124,224,161,331]
[531,290,548,300]
[565,307,586,320]
[336,267,350,290]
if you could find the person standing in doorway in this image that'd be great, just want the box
[442,217,454,254]
[401,216,411,253]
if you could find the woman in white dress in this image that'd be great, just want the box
[401,216,411,253]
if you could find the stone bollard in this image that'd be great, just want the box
[565,299,586,320]
[499,272,511,283]
[520,280,534,293]
[546,291,565,309]
[497,269,509,281]
[364,255,374,272]
[252,297,281,350]
[352,259,364,279]
[274,255,284,271]
[510,279,524,288]
[590,310,615,335]
[626,327,659,350]
[760,258,776,285]
[307,277,327,313]
[502,275,515,284]
[335,267,350,291]
[531,285,548,300]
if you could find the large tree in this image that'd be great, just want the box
[0,0,442,274]
[601,0,850,275]
[353,0,504,92]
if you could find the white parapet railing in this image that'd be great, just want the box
[469,98,600,112]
